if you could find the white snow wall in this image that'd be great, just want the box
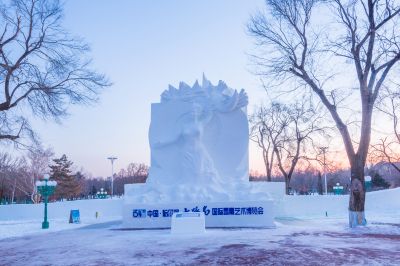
[1,188,399,221]
[277,188,400,218]
[0,198,123,221]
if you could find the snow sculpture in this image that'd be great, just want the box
[148,75,248,190]
[123,76,275,228]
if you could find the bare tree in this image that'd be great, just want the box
[0,147,54,203]
[0,153,17,202]
[249,103,280,181]
[113,163,149,195]
[26,146,53,202]
[275,101,327,194]
[371,137,400,172]
[251,100,326,194]
[248,0,400,227]
[371,86,400,173]
[0,152,28,203]
[126,163,149,178]
[0,0,110,145]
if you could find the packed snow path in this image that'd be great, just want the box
[1,217,399,266]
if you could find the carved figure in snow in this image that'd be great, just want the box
[148,75,249,188]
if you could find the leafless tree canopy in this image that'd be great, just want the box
[248,0,400,218]
[371,86,400,172]
[0,146,54,203]
[250,100,328,193]
[249,0,400,161]
[0,152,24,202]
[0,0,110,145]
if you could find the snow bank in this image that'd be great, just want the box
[0,198,122,221]
[280,195,348,218]
[279,187,400,218]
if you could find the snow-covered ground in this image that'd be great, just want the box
[0,189,399,265]
[1,216,399,265]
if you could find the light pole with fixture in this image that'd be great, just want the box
[96,188,108,199]
[107,156,117,198]
[36,174,57,229]
[320,147,328,195]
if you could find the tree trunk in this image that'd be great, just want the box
[31,175,37,203]
[285,176,290,195]
[266,165,272,182]
[347,93,373,227]
[349,158,367,227]
[263,145,273,182]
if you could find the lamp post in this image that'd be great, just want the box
[107,156,117,198]
[320,147,328,195]
[333,182,344,195]
[36,174,57,229]
[96,188,108,199]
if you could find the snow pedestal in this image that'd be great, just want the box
[122,185,275,228]
[171,212,205,234]
[123,77,275,229]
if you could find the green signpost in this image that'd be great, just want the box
[36,174,57,229]
[333,183,344,195]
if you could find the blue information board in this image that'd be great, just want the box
[69,209,80,224]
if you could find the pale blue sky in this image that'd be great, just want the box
[31,0,269,177]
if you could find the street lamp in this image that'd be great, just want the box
[36,174,57,229]
[320,147,328,195]
[107,156,117,198]
[333,182,344,195]
[96,188,108,199]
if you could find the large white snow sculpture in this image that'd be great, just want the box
[148,75,248,188]
[123,76,275,228]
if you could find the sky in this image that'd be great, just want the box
[30,0,270,177]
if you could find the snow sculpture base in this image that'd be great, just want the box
[122,183,275,229]
[171,212,205,234]
[123,202,274,229]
